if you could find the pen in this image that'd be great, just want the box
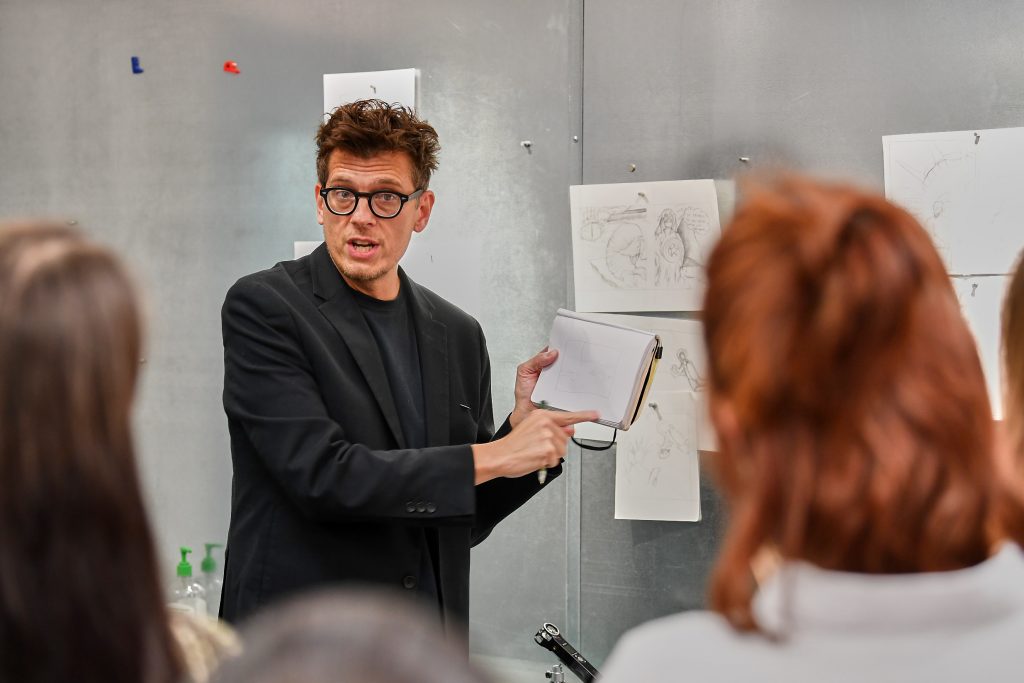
[538,401,549,485]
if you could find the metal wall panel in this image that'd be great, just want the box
[578,0,1024,665]
[0,1,582,673]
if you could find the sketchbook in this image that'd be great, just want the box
[531,309,662,430]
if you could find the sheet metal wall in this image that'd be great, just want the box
[577,0,1024,665]
[0,1,581,672]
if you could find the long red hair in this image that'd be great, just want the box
[703,176,1005,631]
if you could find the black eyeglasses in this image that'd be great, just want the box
[319,187,425,219]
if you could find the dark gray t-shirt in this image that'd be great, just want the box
[350,282,441,610]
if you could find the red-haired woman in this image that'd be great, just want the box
[601,176,1024,682]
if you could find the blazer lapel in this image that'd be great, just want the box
[310,245,406,449]
[402,270,450,448]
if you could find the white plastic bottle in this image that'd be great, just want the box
[201,542,224,618]
[169,546,207,616]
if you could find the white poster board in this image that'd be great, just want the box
[570,180,721,313]
[323,68,418,116]
[883,126,1024,275]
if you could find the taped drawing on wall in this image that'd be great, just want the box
[615,390,700,522]
[883,126,1024,275]
[571,180,721,312]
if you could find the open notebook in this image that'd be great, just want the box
[531,309,662,430]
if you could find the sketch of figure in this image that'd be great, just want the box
[654,208,685,285]
[621,435,653,484]
[679,206,711,280]
[670,348,704,391]
[652,206,712,286]
[603,223,648,287]
[656,421,689,461]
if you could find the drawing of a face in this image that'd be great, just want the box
[656,209,677,238]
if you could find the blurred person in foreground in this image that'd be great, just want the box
[210,588,492,683]
[1000,249,1024,542]
[600,176,1024,682]
[1003,251,1024,471]
[0,223,236,683]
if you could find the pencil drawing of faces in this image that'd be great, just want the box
[655,208,685,285]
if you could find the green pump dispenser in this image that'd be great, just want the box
[177,546,194,578]
[201,543,223,574]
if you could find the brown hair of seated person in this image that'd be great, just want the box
[0,223,183,683]
[702,176,1024,632]
[1000,251,1024,545]
[209,588,491,683]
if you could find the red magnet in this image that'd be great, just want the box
[223,60,240,74]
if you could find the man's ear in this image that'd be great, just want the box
[413,190,435,234]
[315,184,325,225]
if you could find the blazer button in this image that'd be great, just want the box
[402,575,417,589]
[426,503,436,513]
[416,502,427,513]
[406,501,415,513]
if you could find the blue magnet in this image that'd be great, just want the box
[131,56,143,74]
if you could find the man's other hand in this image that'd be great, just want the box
[510,348,558,428]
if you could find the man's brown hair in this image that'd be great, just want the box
[316,99,440,190]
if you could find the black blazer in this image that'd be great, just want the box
[220,244,560,628]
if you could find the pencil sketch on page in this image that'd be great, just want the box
[615,391,700,522]
[883,126,1024,275]
[571,180,721,312]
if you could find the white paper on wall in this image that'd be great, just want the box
[570,180,721,313]
[323,68,418,117]
[883,127,1024,275]
[953,275,1009,420]
[293,241,322,259]
[614,391,700,522]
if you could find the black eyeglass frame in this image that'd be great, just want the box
[319,187,426,219]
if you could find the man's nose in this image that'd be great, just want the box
[350,197,377,225]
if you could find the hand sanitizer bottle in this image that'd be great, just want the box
[170,546,207,616]
[201,543,224,618]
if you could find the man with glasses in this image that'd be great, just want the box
[219,99,595,633]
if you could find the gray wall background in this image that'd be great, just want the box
[3,0,1024,678]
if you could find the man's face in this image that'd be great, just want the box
[315,149,434,299]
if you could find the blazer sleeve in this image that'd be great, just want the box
[470,324,562,546]
[222,277,477,525]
